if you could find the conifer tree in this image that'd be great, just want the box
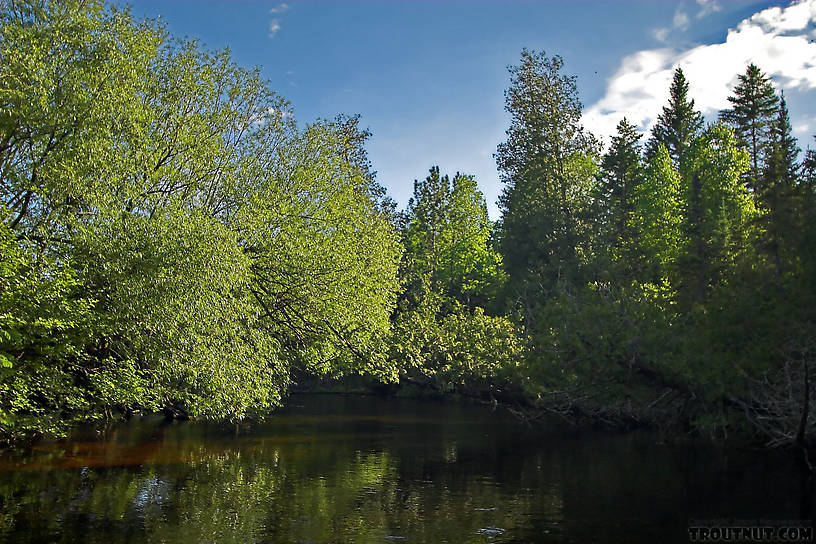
[646,67,704,167]
[802,138,816,190]
[720,63,778,191]
[496,49,598,300]
[759,92,800,274]
[596,118,645,277]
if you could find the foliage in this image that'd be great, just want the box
[719,63,778,189]
[675,123,754,308]
[0,0,401,442]
[634,144,684,282]
[2,0,816,451]
[645,67,704,166]
[401,167,504,311]
[0,219,99,438]
[391,167,515,395]
[496,49,600,304]
[390,291,525,396]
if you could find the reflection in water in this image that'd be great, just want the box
[0,395,813,543]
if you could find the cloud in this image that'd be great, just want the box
[583,0,816,146]
[652,27,670,42]
[795,121,812,133]
[696,0,721,19]
[794,114,816,135]
[651,6,694,43]
[673,9,690,30]
[268,3,289,38]
[269,19,281,37]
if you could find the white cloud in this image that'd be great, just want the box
[268,3,289,38]
[794,114,816,135]
[653,27,670,42]
[583,0,816,146]
[651,7,693,44]
[269,19,281,38]
[696,0,721,19]
[674,9,690,30]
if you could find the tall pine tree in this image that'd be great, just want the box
[646,67,704,167]
[759,91,800,274]
[596,118,646,279]
[720,63,778,192]
[803,138,816,190]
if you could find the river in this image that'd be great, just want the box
[0,394,813,543]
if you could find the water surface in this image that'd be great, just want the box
[0,395,812,543]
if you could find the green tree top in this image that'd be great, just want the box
[720,63,778,190]
[594,118,647,280]
[646,67,704,167]
[402,167,503,312]
[496,49,599,295]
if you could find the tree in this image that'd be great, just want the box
[720,63,778,191]
[496,49,599,307]
[401,166,503,311]
[646,67,704,167]
[325,113,398,222]
[392,167,515,396]
[0,0,162,234]
[804,138,816,189]
[0,219,98,439]
[237,119,402,380]
[757,91,800,274]
[0,0,403,441]
[676,124,753,308]
[595,118,646,279]
[634,143,684,283]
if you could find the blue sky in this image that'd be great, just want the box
[123,0,816,218]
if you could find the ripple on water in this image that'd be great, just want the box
[477,526,506,536]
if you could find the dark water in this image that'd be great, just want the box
[0,395,813,543]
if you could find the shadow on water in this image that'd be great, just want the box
[0,394,813,543]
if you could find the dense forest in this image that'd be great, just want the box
[2,0,816,451]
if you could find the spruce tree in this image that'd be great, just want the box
[720,63,778,192]
[597,118,645,277]
[759,92,800,274]
[803,139,816,189]
[646,67,704,167]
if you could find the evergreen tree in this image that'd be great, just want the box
[758,92,801,274]
[802,138,816,190]
[646,67,704,167]
[596,118,646,278]
[403,166,451,292]
[720,63,778,191]
[496,49,599,303]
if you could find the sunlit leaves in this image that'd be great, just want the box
[0,0,402,442]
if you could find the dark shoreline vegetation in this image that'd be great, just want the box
[2,1,816,457]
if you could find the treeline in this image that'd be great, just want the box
[394,50,816,448]
[2,1,816,448]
